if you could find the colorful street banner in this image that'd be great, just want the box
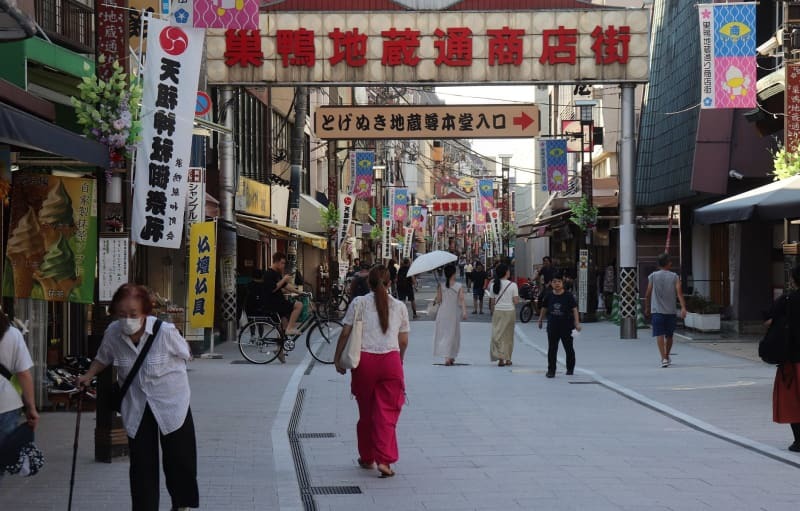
[381,217,392,260]
[543,139,569,192]
[189,0,258,29]
[473,196,485,225]
[393,188,408,223]
[698,2,756,109]
[337,194,355,249]
[478,179,494,219]
[351,150,375,199]
[409,205,422,231]
[188,221,217,328]
[419,206,428,232]
[133,16,205,249]
[3,174,97,303]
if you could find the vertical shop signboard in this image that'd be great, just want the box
[337,194,354,250]
[188,221,217,328]
[132,16,205,249]
[578,249,589,313]
[382,217,392,260]
[185,167,206,341]
[96,0,128,79]
[99,237,129,302]
[3,174,97,303]
[402,226,414,260]
[787,63,800,153]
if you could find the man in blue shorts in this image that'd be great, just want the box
[644,253,687,367]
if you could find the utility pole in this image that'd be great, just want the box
[619,84,638,339]
[500,155,511,260]
[218,86,237,345]
[288,86,307,275]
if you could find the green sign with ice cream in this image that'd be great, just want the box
[3,173,97,303]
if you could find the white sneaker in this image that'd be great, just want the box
[661,358,669,368]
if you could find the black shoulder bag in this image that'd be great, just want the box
[759,296,792,365]
[111,320,162,412]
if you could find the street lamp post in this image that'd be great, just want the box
[575,99,597,320]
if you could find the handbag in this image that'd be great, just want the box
[111,320,162,412]
[759,295,792,365]
[340,299,366,370]
[490,282,512,314]
[426,300,440,320]
[0,423,44,477]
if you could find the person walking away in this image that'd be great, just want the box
[433,264,467,366]
[0,311,39,464]
[470,262,488,314]
[349,261,371,299]
[334,266,409,478]
[768,264,800,453]
[538,272,581,378]
[644,253,687,368]
[458,255,466,279]
[602,260,616,314]
[488,263,519,366]
[264,252,304,336]
[464,260,473,287]
[396,258,418,319]
[78,284,198,511]
[387,259,398,297]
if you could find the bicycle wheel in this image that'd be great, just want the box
[519,302,534,323]
[238,320,283,364]
[307,319,343,364]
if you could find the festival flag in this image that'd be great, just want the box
[698,2,756,109]
[190,0,259,29]
[543,139,569,192]
[402,226,414,260]
[410,205,422,231]
[381,217,392,260]
[419,206,428,232]
[478,179,494,219]
[188,221,217,328]
[351,150,375,199]
[393,188,408,223]
[473,196,485,225]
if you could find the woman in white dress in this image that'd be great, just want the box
[433,264,467,366]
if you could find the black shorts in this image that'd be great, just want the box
[269,299,294,318]
[397,288,415,302]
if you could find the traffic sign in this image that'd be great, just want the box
[196,91,212,117]
[315,104,539,140]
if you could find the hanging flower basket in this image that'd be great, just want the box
[568,196,599,232]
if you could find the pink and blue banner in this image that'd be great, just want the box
[191,0,259,29]
[478,179,494,219]
[409,205,422,231]
[544,139,569,192]
[351,150,375,199]
[698,2,756,110]
[393,188,408,223]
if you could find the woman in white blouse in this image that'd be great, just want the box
[488,263,519,367]
[78,284,198,511]
[334,265,409,478]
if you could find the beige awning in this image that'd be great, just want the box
[236,214,328,250]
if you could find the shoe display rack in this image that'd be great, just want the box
[45,356,96,411]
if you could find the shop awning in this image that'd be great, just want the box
[299,193,326,234]
[0,103,109,167]
[694,175,800,224]
[237,214,328,249]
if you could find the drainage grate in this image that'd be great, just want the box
[568,381,600,384]
[310,486,362,495]
[297,432,336,439]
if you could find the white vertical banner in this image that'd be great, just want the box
[537,139,549,192]
[98,237,129,302]
[578,248,589,313]
[337,194,354,249]
[402,226,414,260]
[488,208,502,256]
[132,17,205,248]
[382,217,392,260]
[185,167,205,233]
[485,228,493,260]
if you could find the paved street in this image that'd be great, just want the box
[2,275,799,510]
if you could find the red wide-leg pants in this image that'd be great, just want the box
[350,351,405,465]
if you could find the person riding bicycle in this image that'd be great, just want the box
[264,252,303,337]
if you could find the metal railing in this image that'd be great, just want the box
[35,0,94,53]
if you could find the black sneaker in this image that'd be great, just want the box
[789,443,800,453]
[566,370,574,376]
[546,371,555,378]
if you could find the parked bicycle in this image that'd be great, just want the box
[518,279,540,323]
[238,292,343,364]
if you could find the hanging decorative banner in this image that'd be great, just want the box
[351,150,375,199]
[132,17,205,249]
[382,217,392,260]
[393,188,408,223]
[488,208,503,255]
[419,206,428,233]
[485,228,494,260]
[3,174,97,303]
[473,196,484,225]
[543,139,569,192]
[698,2,756,109]
[409,205,422,231]
[190,0,258,29]
[402,226,414,260]
[185,167,205,234]
[537,140,549,192]
[337,194,355,249]
[188,221,217,328]
[478,179,494,220]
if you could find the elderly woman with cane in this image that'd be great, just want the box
[334,265,409,478]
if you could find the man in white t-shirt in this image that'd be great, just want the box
[0,322,38,445]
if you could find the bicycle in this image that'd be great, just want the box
[518,280,540,323]
[238,292,343,364]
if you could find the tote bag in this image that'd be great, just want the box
[340,298,366,369]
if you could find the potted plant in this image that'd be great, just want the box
[684,294,721,332]
[568,196,599,232]
[319,204,340,238]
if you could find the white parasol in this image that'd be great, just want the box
[406,250,458,277]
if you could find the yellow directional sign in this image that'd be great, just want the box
[314,104,539,140]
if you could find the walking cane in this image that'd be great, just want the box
[67,390,84,511]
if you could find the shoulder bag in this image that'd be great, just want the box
[111,319,162,412]
[759,295,792,365]
[490,282,512,314]
[340,299,366,370]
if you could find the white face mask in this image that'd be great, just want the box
[121,317,143,336]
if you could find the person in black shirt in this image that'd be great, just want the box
[538,272,581,378]
[396,258,418,319]
[264,252,303,336]
[470,262,488,314]
[387,259,398,297]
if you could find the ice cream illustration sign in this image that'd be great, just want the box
[3,173,97,303]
